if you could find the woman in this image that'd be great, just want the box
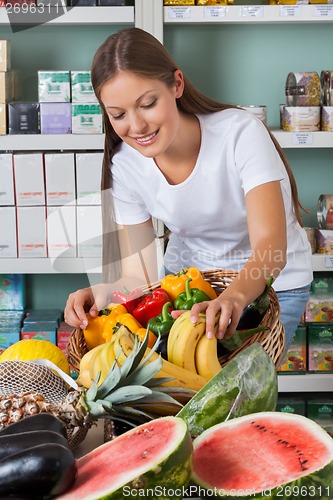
[64,27,312,351]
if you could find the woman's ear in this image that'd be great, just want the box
[174,69,184,98]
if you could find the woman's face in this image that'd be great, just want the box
[100,69,184,158]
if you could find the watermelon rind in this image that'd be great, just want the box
[58,416,193,500]
[177,342,277,436]
[191,411,333,499]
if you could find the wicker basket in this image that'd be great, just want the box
[67,269,285,371]
[67,270,285,442]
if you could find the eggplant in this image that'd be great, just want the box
[236,275,274,330]
[0,430,69,460]
[0,413,67,439]
[155,331,169,360]
[0,443,77,497]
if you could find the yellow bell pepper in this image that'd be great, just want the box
[102,310,143,342]
[83,303,127,350]
[160,266,217,303]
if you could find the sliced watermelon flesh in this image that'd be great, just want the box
[193,412,333,493]
[59,416,188,499]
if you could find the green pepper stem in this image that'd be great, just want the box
[161,302,172,322]
[185,278,193,301]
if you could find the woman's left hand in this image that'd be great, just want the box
[171,296,244,340]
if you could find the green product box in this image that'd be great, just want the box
[307,398,333,438]
[308,323,333,372]
[276,396,306,416]
[305,276,333,322]
[278,324,307,374]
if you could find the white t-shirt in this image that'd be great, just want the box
[111,108,313,291]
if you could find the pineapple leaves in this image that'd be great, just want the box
[96,361,122,400]
[104,385,152,404]
[124,356,163,387]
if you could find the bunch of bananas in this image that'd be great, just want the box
[167,311,222,380]
[77,325,208,392]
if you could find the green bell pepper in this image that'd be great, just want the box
[147,302,175,335]
[174,278,211,310]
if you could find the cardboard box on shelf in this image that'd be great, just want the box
[46,205,77,258]
[307,398,333,438]
[308,323,333,373]
[75,152,102,205]
[44,152,76,206]
[0,274,24,310]
[278,324,307,374]
[276,396,306,416]
[0,207,17,258]
[17,206,47,258]
[13,153,45,206]
[305,276,333,322]
[0,154,15,206]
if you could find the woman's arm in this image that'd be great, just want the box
[190,180,287,339]
[64,218,159,328]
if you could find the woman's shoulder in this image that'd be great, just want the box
[199,107,262,129]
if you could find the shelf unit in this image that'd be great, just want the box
[164,4,333,25]
[277,373,333,393]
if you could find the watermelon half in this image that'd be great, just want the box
[178,343,277,436]
[192,411,333,499]
[58,416,193,500]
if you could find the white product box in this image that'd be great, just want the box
[0,103,6,135]
[13,153,45,206]
[38,71,71,102]
[47,205,77,258]
[75,152,102,205]
[76,205,102,257]
[0,40,10,72]
[44,153,76,206]
[0,154,15,206]
[71,71,98,103]
[0,207,17,258]
[17,206,47,258]
[71,103,103,134]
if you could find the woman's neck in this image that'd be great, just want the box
[154,113,201,185]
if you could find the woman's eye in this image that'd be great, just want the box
[142,99,156,109]
[112,113,125,120]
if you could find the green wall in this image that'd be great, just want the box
[3,20,331,308]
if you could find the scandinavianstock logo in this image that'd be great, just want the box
[6,0,73,33]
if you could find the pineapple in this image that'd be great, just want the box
[0,333,195,432]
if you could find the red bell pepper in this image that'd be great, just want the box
[132,288,171,327]
[110,287,144,314]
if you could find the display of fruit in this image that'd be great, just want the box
[111,324,208,392]
[0,413,77,498]
[177,343,278,436]
[57,416,193,500]
[0,331,195,434]
[191,411,333,498]
[0,339,70,375]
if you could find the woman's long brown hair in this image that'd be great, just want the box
[91,27,304,283]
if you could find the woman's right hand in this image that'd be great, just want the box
[64,283,111,329]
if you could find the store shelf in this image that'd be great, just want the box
[164,4,333,24]
[0,134,104,151]
[0,257,102,274]
[278,373,333,392]
[312,253,333,272]
[272,130,333,149]
[0,5,134,25]
[1,130,333,152]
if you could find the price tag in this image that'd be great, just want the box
[292,133,313,145]
[279,5,301,17]
[204,6,226,18]
[313,4,333,17]
[167,7,191,19]
[241,5,264,17]
[325,256,333,268]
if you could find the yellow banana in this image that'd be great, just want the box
[194,334,222,380]
[167,312,206,373]
[76,368,93,388]
[79,344,100,372]
[88,343,107,384]
[96,341,117,385]
[112,326,132,366]
[145,347,208,392]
